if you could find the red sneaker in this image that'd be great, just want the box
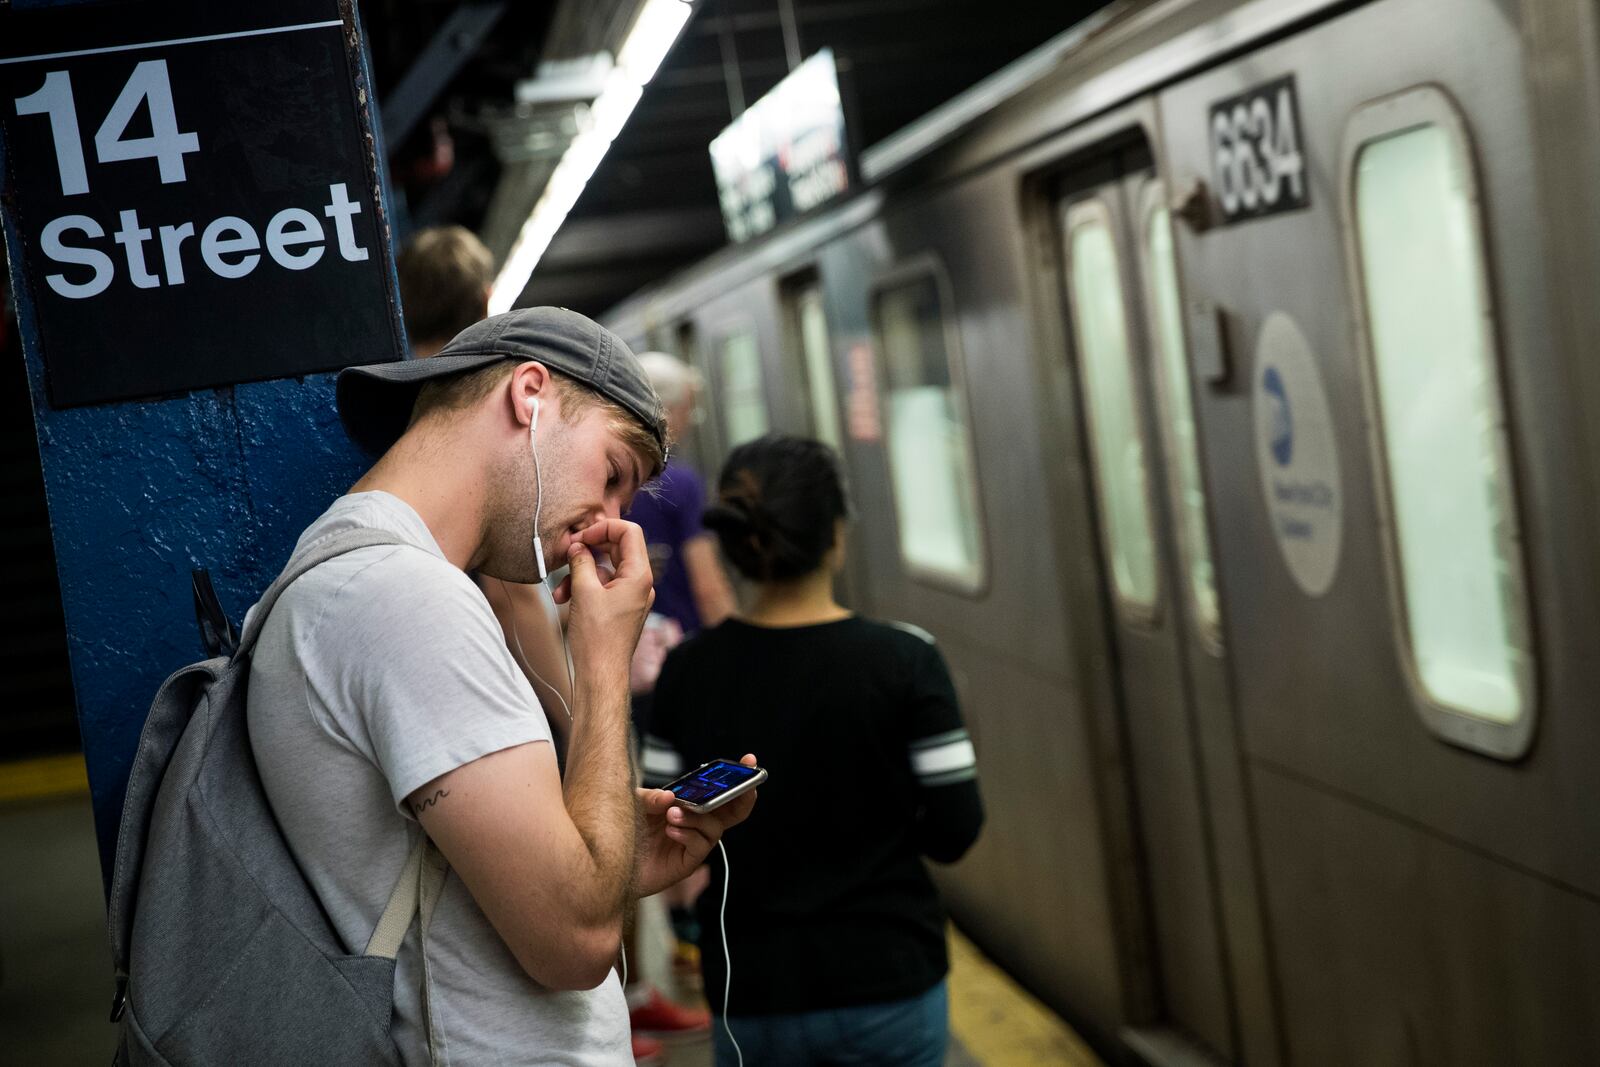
[630,986,711,1038]
[632,1033,665,1066]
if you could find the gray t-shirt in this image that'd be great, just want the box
[247,491,629,1066]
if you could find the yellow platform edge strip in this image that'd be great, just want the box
[947,924,1104,1067]
[0,752,91,804]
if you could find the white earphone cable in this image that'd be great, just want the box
[530,397,549,584]
[497,577,574,723]
[499,395,574,722]
[719,839,742,1067]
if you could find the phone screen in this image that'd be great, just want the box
[665,760,760,806]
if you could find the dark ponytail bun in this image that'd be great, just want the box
[706,435,849,582]
[701,501,754,536]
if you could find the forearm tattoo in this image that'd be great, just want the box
[411,789,449,817]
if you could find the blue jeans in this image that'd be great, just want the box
[712,981,948,1067]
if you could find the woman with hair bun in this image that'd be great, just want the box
[641,434,985,1067]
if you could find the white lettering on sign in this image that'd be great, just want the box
[201,216,259,279]
[14,62,368,298]
[718,164,778,244]
[785,127,848,212]
[93,60,200,184]
[41,215,112,298]
[158,223,195,285]
[113,209,160,289]
[1209,76,1308,223]
[13,70,88,195]
[265,207,326,270]
[323,182,369,262]
[36,185,364,298]
[17,61,199,195]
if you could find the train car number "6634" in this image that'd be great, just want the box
[1208,75,1310,223]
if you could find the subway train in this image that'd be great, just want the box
[602,0,1600,1063]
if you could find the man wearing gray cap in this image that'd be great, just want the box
[246,306,756,1065]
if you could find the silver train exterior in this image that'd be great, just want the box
[604,0,1600,1062]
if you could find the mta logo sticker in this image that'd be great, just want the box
[1263,365,1294,467]
[1253,313,1342,597]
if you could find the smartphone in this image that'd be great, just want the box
[660,759,767,813]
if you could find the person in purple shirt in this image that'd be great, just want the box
[632,353,737,641]
[630,462,712,634]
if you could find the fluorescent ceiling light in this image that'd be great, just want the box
[488,0,693,314]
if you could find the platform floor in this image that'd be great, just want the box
[0,772,1100,1066]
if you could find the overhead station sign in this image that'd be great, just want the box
[710,49,852,244]
[0,2,402,407]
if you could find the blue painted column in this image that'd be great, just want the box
[0,1,406,885]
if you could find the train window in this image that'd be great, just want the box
[718,327,768,449]
[871,269,986,590]
[791,284,845,452]
[1344,87,1534,753]
[1062,197,1160,617]
[1140,183,1220,648]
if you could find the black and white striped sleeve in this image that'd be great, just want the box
[900,628,984,863]
[909,728,978,788]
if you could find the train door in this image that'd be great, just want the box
[1055,150,1238,1061]
[779,270,866,606]
[688,276,785,480]
[779,272,847,454]
[1154,1,1600,1060]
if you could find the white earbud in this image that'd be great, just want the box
[529,397,548,583]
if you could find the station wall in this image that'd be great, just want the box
[0,0,402,886]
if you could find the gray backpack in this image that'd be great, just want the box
[109,528,448,1065]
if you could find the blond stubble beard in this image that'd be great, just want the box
[475,428,579,584]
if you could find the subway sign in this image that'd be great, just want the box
[0,3,402,407]
[710,49,852,244]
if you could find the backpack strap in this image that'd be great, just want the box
[416,841,449,1066]
[367,833,450,1065]
[192,569,239,658]
[234,527,414,661]
[365,834,448,959]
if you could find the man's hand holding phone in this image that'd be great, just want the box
[635,753,761,898]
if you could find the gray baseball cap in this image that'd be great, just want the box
[337,306,667,459]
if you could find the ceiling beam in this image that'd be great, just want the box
[381,1,509,148]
